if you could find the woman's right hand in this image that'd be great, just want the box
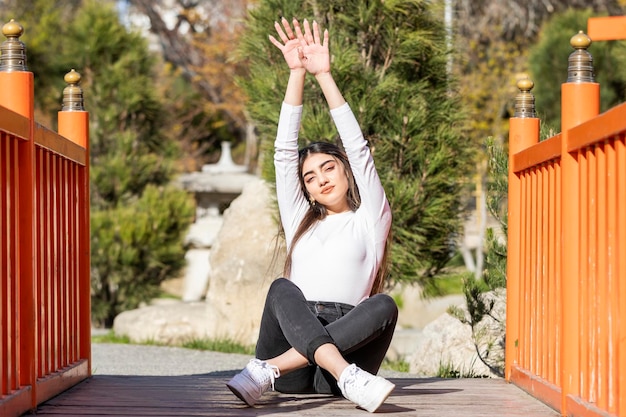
[269,17,305,71]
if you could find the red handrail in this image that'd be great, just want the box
[0,22,90,417]
[506,18,625,417]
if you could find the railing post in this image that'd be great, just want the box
[506,79,540,381]
[0,19,37,410]
[57,69,91,374]
[560,31,600,414]
[58,69,88,146]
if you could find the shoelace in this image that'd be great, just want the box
[251,360,281,391]
[266,363,280,390]
[342,364,375,396]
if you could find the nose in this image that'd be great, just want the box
[318,174,328,186]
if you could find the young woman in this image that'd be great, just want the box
[227,17,398,413]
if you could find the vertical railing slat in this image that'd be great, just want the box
[588,146,598,405]
[34,147,40,377]
[605,139,618,414]
[521,172,530,368]
[617,137,626,417]
[0,134,4,397]
[579,150,590,402]
[597,142,604,410]
[0,131,19,396]
[52,152,60,373]
[1,133,7,396]
[554,161,562,390]
[60,158,67,368]
[533,167,540,375]
[547,162,557,385]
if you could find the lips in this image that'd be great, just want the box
[320,185,334,194]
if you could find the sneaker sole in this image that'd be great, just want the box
[361,378,395,413]
[226,378,257,407]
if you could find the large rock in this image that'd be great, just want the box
[408,289,506,377]
[386,288,466,362]
[181,248,212,302]
[113,300,210,345]
[114,179,285,346]
[203,179,285,345]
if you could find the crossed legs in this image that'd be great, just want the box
[255,278,398,394]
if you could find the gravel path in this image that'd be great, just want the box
[91,343,252,376]
[91,342,412,378]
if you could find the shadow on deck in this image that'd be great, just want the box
[30,372,559,416]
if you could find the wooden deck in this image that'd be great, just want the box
[30,373,560,416]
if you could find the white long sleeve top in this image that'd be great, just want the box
[274,102,392,306]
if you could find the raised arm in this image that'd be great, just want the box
[298,20,391,234]
[269,17,307,105]
[296,20,345,110]
[269,18,310,243]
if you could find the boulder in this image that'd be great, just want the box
[407,289,506,378]
[113,300,210,345]
[204,178,285,345]
[114,179,285,346]
[181,248,211,302]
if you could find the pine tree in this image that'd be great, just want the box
[63,2,195,327]
[238,0,476,288]
[449,137,508,376]
[2,0,196,327]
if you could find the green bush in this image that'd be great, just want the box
[91,185,194,326]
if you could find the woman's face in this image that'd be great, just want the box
[301,152,350,215]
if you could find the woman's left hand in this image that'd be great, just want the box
[297,19,330,76]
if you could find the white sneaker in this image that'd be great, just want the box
[226,359,280,406]
[339,363,395,413]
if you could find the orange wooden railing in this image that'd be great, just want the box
[0,20,90,417]
[505,18,625,417]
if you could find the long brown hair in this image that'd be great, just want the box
[282,141,390,296]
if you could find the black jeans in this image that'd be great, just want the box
[255,278,398,395]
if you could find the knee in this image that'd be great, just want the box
[269,277,290,292]
[267,277,298,301]
[370,293,398,322]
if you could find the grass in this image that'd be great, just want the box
[436,358,489,378]
[92,331,255,355]
[381,358,410,373]
[182,338,255,355]
[91,331,130,344]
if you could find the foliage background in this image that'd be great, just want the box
[528,8,626,132]
[237,0,477,291]
[2,0,625,329]
[0,0,195,327]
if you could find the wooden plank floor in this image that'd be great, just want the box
[31,372,560,416]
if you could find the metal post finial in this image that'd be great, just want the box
[0,19,28,72]
[567,31,594,83]
[62,69,85,111]
[514,78,536,118]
